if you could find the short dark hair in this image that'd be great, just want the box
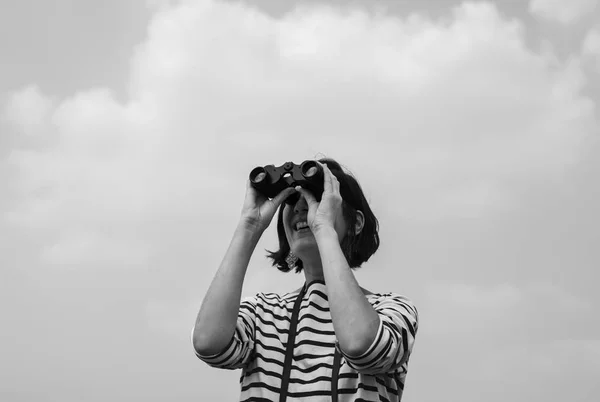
[266,158,380,273]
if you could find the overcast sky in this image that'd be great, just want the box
[1,0,599,401]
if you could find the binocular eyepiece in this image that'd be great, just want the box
[249,160,324,204]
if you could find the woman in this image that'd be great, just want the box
[192,158,418,401]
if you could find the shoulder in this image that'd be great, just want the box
[368,291,419,319]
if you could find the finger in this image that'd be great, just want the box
[318,162,333,193]
[246,179,262,194]
[330,168,340,194]
[295,186,318,207]
[322,163,340,195]
[246,179,260,197]
[271,187,297,207]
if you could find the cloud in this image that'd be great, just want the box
[467,339,600,402]
[406,281,599,402]
[40,230,150,267]
[1,2,598,401]
[529,0,599,24]
[146,298,199,341]
[583,26,600,68]
[421,281,593,341]
[2,0,597,269]
[1,85,56,137]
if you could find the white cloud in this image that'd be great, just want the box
[2,85,56,137]
[583,26,600,69]
[406,281,600,402]
[529,0,599,24]
[40,230,149,267]
[2,0,596,268]
[466,339,600,402]
[146,298,199,341]
[1,2,599,401]
[421,281,592,340]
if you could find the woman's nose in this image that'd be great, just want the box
[294,194,308,212]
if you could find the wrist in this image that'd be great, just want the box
[235,220,264,244]
[312,225,337,241]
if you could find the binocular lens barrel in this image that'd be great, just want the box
[301,161,319,178]
[250,167,267,184]
[254,172,266,182]
[304,166,318,177]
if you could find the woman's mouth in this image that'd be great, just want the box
[295,221,310,233]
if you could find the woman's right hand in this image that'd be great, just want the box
[239,181,297,233]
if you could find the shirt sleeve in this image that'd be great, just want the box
[335,294,418,375]
[192,295,257,370]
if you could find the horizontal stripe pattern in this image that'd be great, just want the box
[194,280,418,401]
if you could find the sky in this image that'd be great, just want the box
[0,0,599,401]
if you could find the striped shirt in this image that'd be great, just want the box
[194,280,418,401]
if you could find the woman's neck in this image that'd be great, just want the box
[302,261,325,285]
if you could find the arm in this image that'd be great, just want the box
[316,228,418,374]
[315,229,418,374]
[192,182,296,357]
[314,227,381,356]
[299,162,418,372]
[338,294,418,375]
[192,224,261,356]
[296,162,381,356]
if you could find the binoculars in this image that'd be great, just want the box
[249,161,324,204]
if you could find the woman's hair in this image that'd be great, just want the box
[266,158,380,273]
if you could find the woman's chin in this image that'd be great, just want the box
[292,235,315,247]
[292,242,318,259]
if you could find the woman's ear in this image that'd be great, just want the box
[355,210,365,235]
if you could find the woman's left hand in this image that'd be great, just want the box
[295,162,343,235]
